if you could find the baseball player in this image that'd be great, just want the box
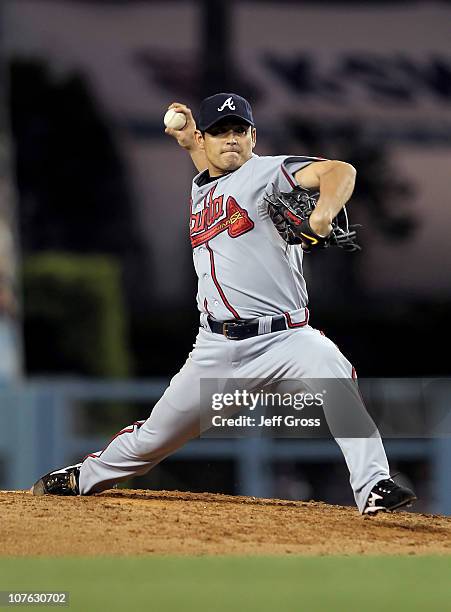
[32,93,416,515]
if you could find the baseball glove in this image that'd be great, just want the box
[264,185,361,253]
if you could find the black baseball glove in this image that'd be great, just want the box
[264,185,361,253]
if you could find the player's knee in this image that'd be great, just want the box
[314,336,352,377]
[324,345,352,376]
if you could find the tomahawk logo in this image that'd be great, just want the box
[217,97,236,112]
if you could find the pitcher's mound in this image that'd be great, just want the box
[2,489,451,556]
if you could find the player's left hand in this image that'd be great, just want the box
[264,185,361,253]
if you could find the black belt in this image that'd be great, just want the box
[207,315,287,340]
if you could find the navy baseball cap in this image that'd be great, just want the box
[198,93,254,132]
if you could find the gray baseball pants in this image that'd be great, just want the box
[79,323,390,512]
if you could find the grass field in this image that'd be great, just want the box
[1,556,450,611]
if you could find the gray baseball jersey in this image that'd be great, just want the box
[78,151,391,513]
[191,154,316,321]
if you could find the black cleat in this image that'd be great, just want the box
[364,478,417,515]
[31,463,81,496]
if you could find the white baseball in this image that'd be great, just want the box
[164,109,187,130]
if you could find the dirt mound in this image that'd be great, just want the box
[1,489,451,556]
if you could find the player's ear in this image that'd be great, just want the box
[195,129,205,150]
[251,127,257,149]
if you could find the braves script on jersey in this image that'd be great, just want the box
[190,154,319,321]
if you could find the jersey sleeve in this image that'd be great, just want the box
[280,156,327,189]
[255,155,326,221]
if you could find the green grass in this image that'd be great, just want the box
[1,556,450,612]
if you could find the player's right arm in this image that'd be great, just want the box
[165,103,208,173]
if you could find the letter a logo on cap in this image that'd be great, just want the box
[217,97,236,112]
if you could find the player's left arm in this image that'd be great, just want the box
[294,160,356,237]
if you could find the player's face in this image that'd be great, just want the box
[197,120,256,176]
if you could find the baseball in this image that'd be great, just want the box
[164,109,187,130]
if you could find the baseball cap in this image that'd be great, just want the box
[198,93,254,132]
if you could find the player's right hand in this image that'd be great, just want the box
[165,102,198,150]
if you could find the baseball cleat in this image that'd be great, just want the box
[31,463,81,496]
[363,478,416,515]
